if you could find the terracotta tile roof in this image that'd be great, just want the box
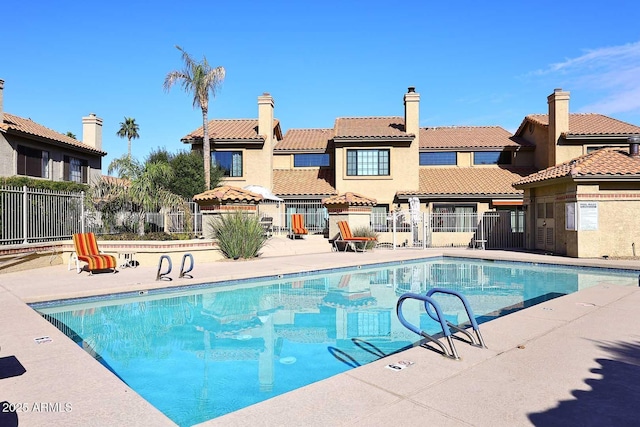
[517,113,640,137]
[193,185,263,203]
[0,113,106,155]
[420,126,533,149]
[397,167,537,197]
[181,119,282,142]
[273,169,336,197]
[333,117,413,140]
[275,128,333,151]
[513,148,640,187]
[101,175,130,186]
[322,192,377,206]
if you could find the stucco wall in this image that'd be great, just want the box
[334,142,419,206]
[1,133,102,183]
[524,181,640,258]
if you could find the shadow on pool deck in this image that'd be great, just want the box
[2,244,640,426]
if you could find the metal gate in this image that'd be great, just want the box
[373,210,525,250]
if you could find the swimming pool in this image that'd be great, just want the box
[34,257,639,426]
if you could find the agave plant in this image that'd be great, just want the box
[209,211,267,259]
[352,226,379,250]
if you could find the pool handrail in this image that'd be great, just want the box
[425,288,487,349]
[396,292,461,359]
[156,255,172,281]
[179,253,194,279]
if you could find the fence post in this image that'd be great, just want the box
[423,212,427,250]
[22,185,28,244]
[392,211,397,250]
[81,191,85,234]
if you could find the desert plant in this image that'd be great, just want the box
[209,211,267,259]
[352,226,379,250]
[164,46,225,190]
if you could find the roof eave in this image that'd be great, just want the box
[181,137,265,144]
[6,129,106,156]
[274,148,327,154]
[333,136,414,143]
[574,174,640,182]
[396,193,522,200]
[563,134,637,141]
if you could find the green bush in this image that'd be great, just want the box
[209,211,267,259]
[0,176,89,192]
[352,226,379,250]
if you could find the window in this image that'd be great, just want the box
[294,153,330,167]
[473,151,511,165]
[346,149,389,176]
[432,204,477,232]
[537,202,554,219]
[63,156,88,183]
[212,151,242,177]
[420,152,456,166]
[497,207,525,233]
[17,145,49,178]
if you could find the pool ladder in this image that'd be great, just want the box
[156,253,194,281]
[396,288,487,360]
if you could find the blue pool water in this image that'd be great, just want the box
[34,257,639,426]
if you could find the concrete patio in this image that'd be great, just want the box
[1,236,639,426]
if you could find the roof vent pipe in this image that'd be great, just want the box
[629,135,640,157]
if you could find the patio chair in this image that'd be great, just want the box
[259,216,273,238]
[289,214,308,239]
[70,232,117,275]
[334,221,377,252]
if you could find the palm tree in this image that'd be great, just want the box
[92,155,189,235]
[164,46,225,190]
[116,117,140,158]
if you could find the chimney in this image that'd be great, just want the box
[404,86,420,137]
[82,113,103,151]
[258,93,275,148]
[547,88,570,166]
[0,79,4,125]
[629,135,640,157]
[404,87,421,190]
[257,93,275,190]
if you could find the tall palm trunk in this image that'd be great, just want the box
[202,108,211,190]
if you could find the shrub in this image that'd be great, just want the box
[352,226,379,250]
[209,211,267,259]
[0,176,88,192]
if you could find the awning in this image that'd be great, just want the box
[491,200,523,206]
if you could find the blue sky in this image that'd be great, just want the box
[4,0,640,171]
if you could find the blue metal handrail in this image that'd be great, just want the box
[396,288,487,360]
[156,255,172,281]
[425,288,487,349]
[179,253,194,279]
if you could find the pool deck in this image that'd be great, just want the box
[2,236,640,426]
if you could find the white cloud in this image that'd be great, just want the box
[534,41,640,115]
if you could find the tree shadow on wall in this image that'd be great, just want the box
[528,340,640,427]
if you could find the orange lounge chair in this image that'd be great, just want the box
[71,232,117,274]
[335,221,377,252]
[289,214,308,239]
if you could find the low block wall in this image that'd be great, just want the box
[68,239,224,268]
[0,239,224,273]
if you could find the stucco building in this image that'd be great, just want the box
[187,87,640,257]
[0,80,105,184]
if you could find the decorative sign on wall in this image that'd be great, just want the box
[578,202,598,231]
[565,202,576,231]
